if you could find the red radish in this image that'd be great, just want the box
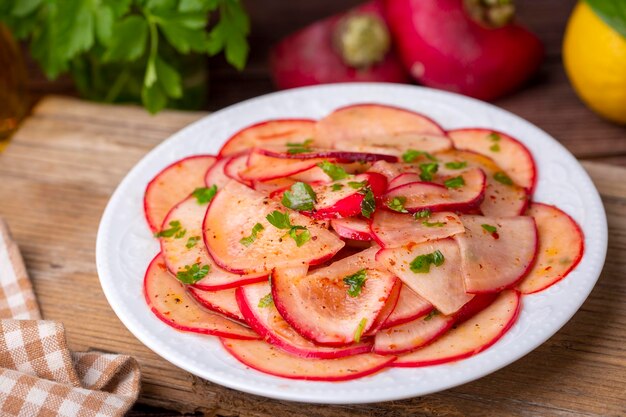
[393,290,521,367]
[376,239,474,315]
[224,152,252,186]
[144,155,216,233]
[455,215,538,293]
[219,119,316,157]
[204,157,233,189]
[271,247,397,345]
[447,128,536,191]
[144,254,258,339]
[453,292,498,324]
[159,196,266,290]
[236,282,373,359]
[374,310,455,354]
[256,146,398,163]
[385,0,543,101]
[371,210,464,249]
[517,203,584,294]
[203,181,344,275]
[270,1,409,90]
[315,103,447,151]
[381,285,433,329]
[240,151,330,182]
[368,160,404,181]
[221,338,395,381]
[365,278,401,335]
[331,217,373,241]
[384,168,486,213]
[189,287,245,323]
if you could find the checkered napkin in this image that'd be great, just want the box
[0,219,140,416]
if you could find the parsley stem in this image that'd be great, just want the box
[144,9,159,87]
[104,68,130,103]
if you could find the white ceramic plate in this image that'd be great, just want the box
[96,83,607,404]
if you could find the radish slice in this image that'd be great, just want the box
[144,155,216,232]
[144,254,258,339]
[240,151,330,182]
[517,203,584,294]
[381,285,433,329]
[456,215,538,293]
[253,178,296,196]
[371,210,464,248]
[388,172,422,189]
[315,104,447,152]
[204,157,232,189]
[393,290,521,367]
[203,181,344,275]
[365,278,402,336]
[160,196,266,290]
[384,168,486,213]
[330,217,373,241]
[448,128,536,192]
[376,239,474,315]
[221,338,395,381]
[219,119,316,157]
[272,247,397,345]
[256,146,398,163]
[368,160,404,181]
[188,287,245,323]
[374,311,455,354]
[224,153,252,186]
[237,282,373,358]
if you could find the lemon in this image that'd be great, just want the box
[563,1,626,124]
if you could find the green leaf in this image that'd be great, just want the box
[481,223,498,234]
[179,0,212,12]
[240,223,264,247]
[444,176,465,189]
[155,56,182,98]
[402,149,437,163]
[360,187,376,219]
[142,81,168,114]
[493,171,513,186]
[317,161,349,181]
[104,15,148,62]
[331,184,344,191]
[185,236,201,249]
[353,318,367,343]
[157,11,208,54]
[423,309,439,321]
[145,0,177,12]
[387,196,408,213]
[419,162,439,182]
[11,0,43,17]
[490,143,500,152]
[410,250,445,273]
[422,221,446,227]
[282,182,317,211]
[585,0,626,39]
[176,263,210,284]
[348,180,367,190]
[258,293,274,308]
[289,226,310,247]
[266,211,292,230]
[343,269,367,297]
[487,132,501,142]
[94,6,114,47]
[414,209,431,219]
[444,161,467,170]
[56,0,94,61]
[192,185,217,204]
[286,139,313,155]
[154,220,185,238]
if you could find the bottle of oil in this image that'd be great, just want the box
[0,24,28,151]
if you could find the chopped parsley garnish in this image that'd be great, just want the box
[176,263,210,284]
[155,220,186,239]
[258,293,274,308]
[493,171,513,185]
[240,223,264,247]
[414,209,432,219]
[192,185,218,204]
[331,183,344,191]
[410,250,445,273]
[489,143,501,152]
[481,223,498,234]
[488,132,501,142]
[444,176,465,188]
[444,161,467,170]
[286,138,314,155]
[419,162,439,182]
[387,196,408,213]
[282,182,317,211]
[353,318,368,343]
[424,309,440,321]
[317,161,349,181]
[423,221,446,227]
[348,180,368,189]
[360,187,376,219]
[265,210,311,247]
[343,269,367,297]
[402,149,437,163]
[185,236,201,249]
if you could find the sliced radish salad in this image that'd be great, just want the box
[143,104,584,381]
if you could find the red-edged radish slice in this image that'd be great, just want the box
[374,311,455,354]
[388,172,422,189]
[240,151,330,182]
[330,217,373,241]
[237,282,373,359]
[221,338,395,381]
[365,278,402,336]
[224,152,252,186]
[204,157,232,189]
[448,128,536,192]
[371,210,464,248]
[203,181,344,275]
[272,247,397,345]
[256,146,398,163]
[144,254,258,339]
[160,196,266,290]
[517,203,584,294]
[219,119,316,157]
[384,168,486,213]
[189,287,245,323]
[453,293,499,324]
[455,215,538,293]
[393,290,521,367]
[144,155,216,232]
[253,178,296,196]
[315,104,447,152]
[368,160,404,181]
[376,239,474,315]
[381,285,433,329]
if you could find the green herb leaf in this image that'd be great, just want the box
[422,221,446,227]
[489,143,501,152]
[414,209,432,219]
[266,211,292,230]
[155,56,182,99]
[444,176,465,189]
[240,223,264,247]
[419,162,439,182]
[444,161,467,170]
[289,226,311,247]
[155,220,185,238]
[185,236,201,249]
[585,0,626,39]
[493,171,513,185]
[354,317,367,343]
[258,293,274,308]
[348,180,368,190]
[403,149,437,163]
[331,183,344,191]
[424,309,440,321]
[481,223,498,234]
[488,132,501,142]
[103,15,148,62]
[387,196,408,213]
[432,249,444,266]
[317,161,349,181]
[360,187,376,219]
[192,185,218,204]
[343,269,367,297]
[176,263,210,284]
[286,138,313,155]
[206,0,250,70]
[282,182,317,211]
[410,250,445,273]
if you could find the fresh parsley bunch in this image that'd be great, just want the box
[0,0,250,113]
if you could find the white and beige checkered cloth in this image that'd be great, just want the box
[0,219,140,416]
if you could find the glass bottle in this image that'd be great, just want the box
[0,24,28,151]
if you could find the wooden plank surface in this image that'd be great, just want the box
[0,96,624,416]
